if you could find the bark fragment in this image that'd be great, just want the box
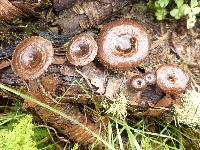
[0,0,37,22]
[0,0,23,22]
[53,0,76,11]
[53,0,129,35]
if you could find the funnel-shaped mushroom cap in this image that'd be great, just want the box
[144,72,156,85]
[11,36,54,80]
[130,75,147,90]
[66,33,98,66]
[98,18,149,70]
[156,65,189,94]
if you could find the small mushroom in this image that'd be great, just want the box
[66,33,98,66]
[11,36,54,80]
[156,65,189,94]
[130,75,147,90]
[98,18,149,70]
[144,72,156,85]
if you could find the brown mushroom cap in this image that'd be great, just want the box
[156,65,189,94]
[130,75,147,90]
[98,18,149,70]
[11,36,54,80]
[66,33,98,66]
[144,72,156,85]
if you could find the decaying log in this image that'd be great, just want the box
[0,0,23,22]
[23,79,107,146]
[0,64,107,146]
[0,62,177,116]
[52,0,129,35]
[53,0,76,11]
[0,0,38,22]
[0,57,180,146]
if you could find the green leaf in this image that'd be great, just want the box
[107,121,114,147]
[147,1,156,10]
[179,4,190,17]
[155,8,168,20]
[174,0,184,8]
[192,7,200,14]
[170,9,180,19]
[125,125,141,150]
[184,6,192,15]
[155,1,161,8]
[155,0,169,8]
[170,2,189,20]
[191,0,199,8]
[187,15,196,28]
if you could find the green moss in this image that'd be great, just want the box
[0,115,37,150]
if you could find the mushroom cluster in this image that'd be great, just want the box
[130,72,156,90]
[130,65,189,94]
[11,18,151,80]
[9,18,191,145]
[11,18,189,94]
[10,18,190,121]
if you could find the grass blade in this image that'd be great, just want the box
[125,125,141,150]
[116,119,124,150]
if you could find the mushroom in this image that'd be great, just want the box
[11,36,54,80]
[130,75,147,90]
[144,72,156,85]
[156,65,189,94]
[66,33,98,66]
[98,18,149,70]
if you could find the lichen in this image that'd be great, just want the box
[174,90,200,127]
[106,92,128,120]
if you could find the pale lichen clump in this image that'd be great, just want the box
[106,92,128,120]
[174,90,200,127]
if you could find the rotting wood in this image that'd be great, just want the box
[0,62,178,117]
[53,0,76,12]
[23,79,107,147]
[0,0,37,22]
[52,0,129,36]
